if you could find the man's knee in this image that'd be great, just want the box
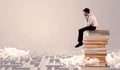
[79,27,86,32]
[79,29,83,32]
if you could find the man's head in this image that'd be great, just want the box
[83,8,90,16]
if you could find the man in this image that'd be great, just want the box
[75,8,98,48]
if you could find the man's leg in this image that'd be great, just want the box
[75,25,96,48]
[75,26,89,48]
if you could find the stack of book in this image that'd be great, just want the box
[83,30,110,67]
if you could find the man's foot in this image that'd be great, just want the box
[75,42,83,48]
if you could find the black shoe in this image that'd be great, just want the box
[75,43,83,48]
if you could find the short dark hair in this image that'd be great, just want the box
[83,8,90,13]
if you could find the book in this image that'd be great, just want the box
[84,47,106,50]
[83,41,108,45]
[84,54,106,57]
[83,30,110,41]
[83,39,108,42]
[85,62,107,67]
[84,51,106,54]
[83,44,106,48]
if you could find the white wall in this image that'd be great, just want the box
[0,0,119,54]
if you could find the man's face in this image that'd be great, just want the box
[83,12,89,16]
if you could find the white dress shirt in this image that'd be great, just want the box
[85,13,98,27]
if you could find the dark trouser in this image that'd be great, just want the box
[78,25,96,43]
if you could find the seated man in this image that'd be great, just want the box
[75,8,98,48]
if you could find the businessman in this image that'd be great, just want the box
[75,8,98,48]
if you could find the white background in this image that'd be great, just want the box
[0,0,119,54]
